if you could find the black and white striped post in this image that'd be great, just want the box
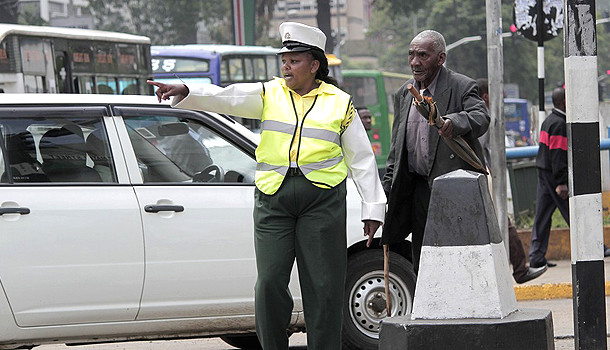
[564,0,607,348]
[537,0,546,130]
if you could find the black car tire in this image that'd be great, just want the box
[342,249,416,350]
[220,334,262,349]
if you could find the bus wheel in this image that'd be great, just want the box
[342,249,416,350]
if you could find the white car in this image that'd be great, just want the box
[0,94,416,350]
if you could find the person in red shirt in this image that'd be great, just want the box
[529,87,610,267]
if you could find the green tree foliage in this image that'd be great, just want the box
[17,3,48,26]
[368,0,610,101]
[88,0,242,45]
[87,0,282,46]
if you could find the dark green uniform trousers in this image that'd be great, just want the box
[254,175,347,350]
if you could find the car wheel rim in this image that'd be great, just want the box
[348,270,412,339]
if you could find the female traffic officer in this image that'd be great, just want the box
[148,22,385,350]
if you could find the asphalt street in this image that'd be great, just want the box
[37,296,610,349]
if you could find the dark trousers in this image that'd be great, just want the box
[410,175,431,274]
[253,175,347,350]
[529,169,570,267]
[508,217,528,280]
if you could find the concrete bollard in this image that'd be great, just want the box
[379,169,554,350]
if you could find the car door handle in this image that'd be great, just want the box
[144,205,184,213]
[0,207,31,215]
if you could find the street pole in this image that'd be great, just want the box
[537,0,546,128]
[564,0,607,348]
[485,0,508,254]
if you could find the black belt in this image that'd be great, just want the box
[287,167,303,176]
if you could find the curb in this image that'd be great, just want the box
[514,281,610,301]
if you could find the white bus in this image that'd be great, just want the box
[0,24,152,94]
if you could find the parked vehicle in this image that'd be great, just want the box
[0,94,415,350]
[504,98,533,147]
[0,24,152,95]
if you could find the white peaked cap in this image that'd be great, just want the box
[278,22,326,53]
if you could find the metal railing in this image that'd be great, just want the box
[505,138,610,159]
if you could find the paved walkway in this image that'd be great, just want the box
[513,258,610,300]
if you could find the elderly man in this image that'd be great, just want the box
[381,30,489,273]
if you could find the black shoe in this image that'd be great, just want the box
[530,260,547,268]
[516,265,548,284]
[546,261,557,268]
[604,245,610,257]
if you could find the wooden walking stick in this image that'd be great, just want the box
[383,244,391,317]
[407,84,488,175]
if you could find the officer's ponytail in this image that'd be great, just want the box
[310,49,339,87]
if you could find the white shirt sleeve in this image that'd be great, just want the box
[342,112,387,223]
[171,82,264,120]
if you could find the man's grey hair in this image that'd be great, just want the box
[413,30,446,54]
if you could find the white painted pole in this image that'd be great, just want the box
[564,0,607,348]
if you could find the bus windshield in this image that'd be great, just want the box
[0,24,152,94]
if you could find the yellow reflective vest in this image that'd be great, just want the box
[255,78,353,195]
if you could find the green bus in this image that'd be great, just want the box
[342,69,412,172]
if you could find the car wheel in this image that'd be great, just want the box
[220,334,262,349]
[342,249,416,350]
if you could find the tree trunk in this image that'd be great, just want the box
[316,0,334,52]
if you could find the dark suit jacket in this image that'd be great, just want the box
[381,66,489,244]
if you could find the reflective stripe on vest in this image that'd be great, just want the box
[256,156,343,176]
[261,120,341,147]
[255,78,351,195]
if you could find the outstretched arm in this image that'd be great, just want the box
[147,81,188,103]
[148,80,264,120]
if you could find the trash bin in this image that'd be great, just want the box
[507,158,538,222]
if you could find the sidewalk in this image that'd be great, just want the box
[513,257,610,301]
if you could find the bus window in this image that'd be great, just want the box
[55,52,70,93]
[96,76,117,94]
[154,77,213,86]
[220,60,229,84]
[266,56,279,78]
[75,76,94,94]
[20,38,46,76]
[227,57,244,82]
[23,75,43,93]
[117,45,138,74]
[244,57,255,81]
[119,78,138,95]
[344,76,378,107]
[253,57,267,80]
[94,43,117,74]
[0,40,10,73]
[151,57,209,74]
